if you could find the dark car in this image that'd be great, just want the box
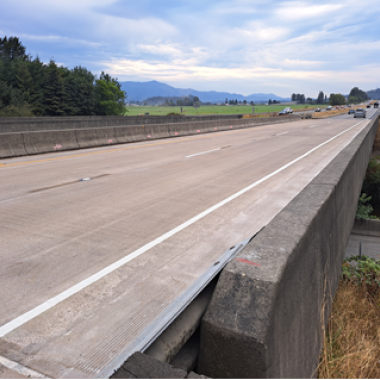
[367,104,371,108]
[315,108,321,112]
[348,109,355,114]
[326,106,332,111]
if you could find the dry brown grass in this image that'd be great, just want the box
[318,279,380,378]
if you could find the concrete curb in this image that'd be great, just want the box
[0,115,300,159]
[352,218,380,237]
[198,116,379,378]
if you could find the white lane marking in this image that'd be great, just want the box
[0,120,365,338]
[185,148,221,158]
[275,131,289,136]
[0,355,50,379]
[309,125,316,128]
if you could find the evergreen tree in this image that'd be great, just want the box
[16,60,32,105]
[28,57,45,115]
[69,66,95,115]
[0,36,126,117]
[0,36,27,62]
[43,60,66,116]
[317,91,324,104]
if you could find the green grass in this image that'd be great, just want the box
[124,104,323,116]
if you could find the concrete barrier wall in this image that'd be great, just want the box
[198,116,379,378]
[352,218,380,237]
[0,114,246,133]
[0,115,300,159]
[23,130,79,155]
[0,133,27,158]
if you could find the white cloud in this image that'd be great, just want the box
[2,0,380,96]
[274,2,344,21]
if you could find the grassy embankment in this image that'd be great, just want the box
[318,120,380,378]
[318,273,380,378]
[123,104,323,116]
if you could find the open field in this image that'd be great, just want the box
[124,104,323,116]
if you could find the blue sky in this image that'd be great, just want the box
[1,0,380,97]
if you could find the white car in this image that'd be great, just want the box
[354,108,366,118]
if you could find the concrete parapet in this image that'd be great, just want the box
[0,114,243,133]
[198,116,379,378]
[0,133,27,158]
[352,218,380,237]
[74,128,116,149]
[22,130,79,155]
[0,115,301,159]
[114,126,146,144]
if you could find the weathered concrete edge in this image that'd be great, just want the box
[198,116,379,378]
[0,115,299,159]
[352,218,380,237]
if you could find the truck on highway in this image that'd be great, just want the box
[374,101,379,108]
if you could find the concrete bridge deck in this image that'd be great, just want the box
[0,117,374,378]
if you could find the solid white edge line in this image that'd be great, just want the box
[0,355,50,379]
[0,120,364,338]
[185,148,221,158]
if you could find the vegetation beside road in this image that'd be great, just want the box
[318,256,380,378]
[0,36,126,117]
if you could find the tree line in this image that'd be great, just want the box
[291,88,369,106]
[0,36,126,117]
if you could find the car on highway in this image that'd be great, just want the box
[279,107,293,115]
[348,109,355,115]
[315,108,321,112]
[367,104,371,108]
[326,106,332,111]
[354,108,366,118]
[374,101,379,108]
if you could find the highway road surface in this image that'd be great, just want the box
[331,106,378,120]
[0,115,376,378]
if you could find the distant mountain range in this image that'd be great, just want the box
[119,80,290,103]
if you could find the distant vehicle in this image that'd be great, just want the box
[354,108,366,118]
[347,104,352,107]
[326,106,332,111]
[348,109,355,114]
[374,101,379,108]
[367,104,371,108]
[279,107,293,115]
[315,108,321,112]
